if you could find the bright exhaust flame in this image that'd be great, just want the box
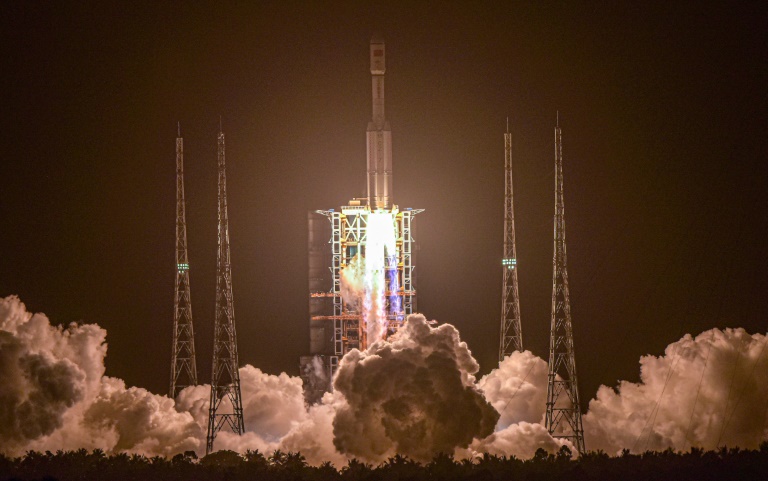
[362,211,397,344]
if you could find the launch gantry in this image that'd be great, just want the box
[312,204,421,364]
[301,37,423,403]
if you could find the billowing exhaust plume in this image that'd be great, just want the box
[0,296,201,457]
[478,350,549,427]
[458,351,572,459]
[584,327,768,454]
[2,295,766,464]
[332,314,500,462]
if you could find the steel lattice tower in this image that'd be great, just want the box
[170,124,198,398]
[499,119,523,362]
[545,116,585,454]
[206,127,245,455]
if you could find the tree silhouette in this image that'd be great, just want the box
[1,446,768,481]
[200,449,242,468]
[340,458,372,481]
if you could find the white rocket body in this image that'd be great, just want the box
[366,38,392,210]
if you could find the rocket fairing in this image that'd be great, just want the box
[367,37,393,210]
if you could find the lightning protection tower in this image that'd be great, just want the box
[206,126,245,455]
[170,124,198,398]
[499,119,523,362]
[545,115,585,454]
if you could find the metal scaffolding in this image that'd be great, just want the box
[303,204,422,396]
[545,115,585,454]
[206,127,245,454]
[499,119,523,362]
[170,124,198,398]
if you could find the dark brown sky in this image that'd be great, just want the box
[1,2,766,408]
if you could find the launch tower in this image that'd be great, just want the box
[499,120,523,362]
[170,124,199,398]
[545,116,585,454]
[302,37,423,402]
[206,126,245,454]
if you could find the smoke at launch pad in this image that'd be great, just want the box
[1,295,766,464]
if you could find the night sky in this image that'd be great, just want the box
[1,2,766,410]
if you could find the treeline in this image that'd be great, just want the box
[2,444,768,481]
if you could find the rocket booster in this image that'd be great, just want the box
[367,37,392,210]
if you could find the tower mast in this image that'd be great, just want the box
[499,119,523,362]
[545,115,585,454]
[170,123,198,397]
[206,125,245,454]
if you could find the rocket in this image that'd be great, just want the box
[367,36,392,210]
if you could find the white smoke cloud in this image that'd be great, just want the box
[478,350,549,428]
[197,366,317,457]
[278,392,349,466]
[332,314,500,463]
[453,350,574,460]
[0,293,560,463]
[0,296,101,454]
[463,421,571,460]
[212,316,551,465]
[0,333,86,446]
[79,377,202,456]
[3,295,766,464]
[0,296,204,457]
[584,327,768,454]
[0,296,337,460]
[478,328,768,457]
